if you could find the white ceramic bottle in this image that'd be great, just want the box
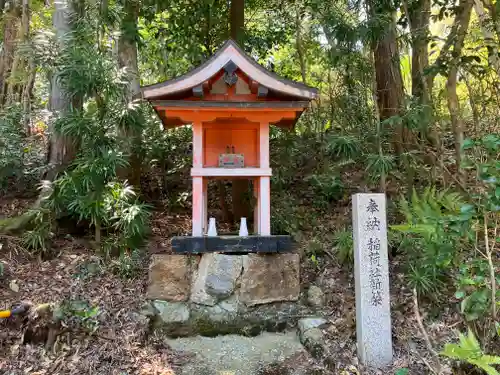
[207,217,218,236]
[239,217,249,236]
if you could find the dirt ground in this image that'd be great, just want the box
[0,198,464,375]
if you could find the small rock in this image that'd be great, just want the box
[307,285,324,308]
[9,280,19,292]
[297,318,327,334]
[300,328,325,358]
[153,300,190,324]
[297,318,328,358]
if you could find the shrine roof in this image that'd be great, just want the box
[140,40,318,101]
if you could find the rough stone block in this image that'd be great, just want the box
[153,300,190,324]
[297,317,328,334]
[191,253,243,306]
[239,254,300,306]
[147,254,192,301]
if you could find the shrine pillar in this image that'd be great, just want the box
[192,121,204,236]
[259,121,271,235]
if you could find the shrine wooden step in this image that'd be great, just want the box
[171,235,293,254]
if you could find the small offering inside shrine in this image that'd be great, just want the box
[141,40,317,253]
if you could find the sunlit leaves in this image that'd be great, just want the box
[327,134,362,160]
[441,330,500,375]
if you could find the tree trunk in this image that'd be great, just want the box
[481,0,500,41]
[45,0,77,181]
[445,0,473,181]
[473,0,500,80]
[117,0,141,187]
[118,0,140,98]
[295,1,307,84]
[0,0,21,106]
[463,73,480,134]
[369,1,407,155]
[6,0,31,111]
[230,0,244,44]
[403,0,431,102]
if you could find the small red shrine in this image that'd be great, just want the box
[141,40,317,253]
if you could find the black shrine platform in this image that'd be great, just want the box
[171,235,293,254]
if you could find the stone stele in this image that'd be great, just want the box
[352,193,393,368]
[239,253,300,306]
[147,254,192,301]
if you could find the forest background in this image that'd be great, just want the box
[0,0,498,373]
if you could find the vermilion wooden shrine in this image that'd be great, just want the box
[141,40,317,253]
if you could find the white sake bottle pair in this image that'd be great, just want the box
[207,217,248,236]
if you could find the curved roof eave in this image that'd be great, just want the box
[141,40,318,101]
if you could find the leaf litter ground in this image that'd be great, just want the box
[0,198,465,375]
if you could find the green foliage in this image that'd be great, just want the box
[394,369,409,375]
[307,238,325,257]
[327,134,362,161]
[109,248,143,279]
[332,228,353,265]
[54,299,100,334]
[392,135,498,338]
[462,134,500,213]
[440,329,500,375]
[21,209,53,255]
[36,3,150,254]
[0,105,44,193]
[391,187,466,296]
[305,171,344,208]
[365,153,396,183]
[271,192,318,236]
[455,258,499,322]
[0,106,24,191]
[271,194,305,235]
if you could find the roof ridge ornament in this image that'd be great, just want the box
[223,60,238,86]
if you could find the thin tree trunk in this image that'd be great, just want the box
[445,0,473,181]
[22,57,35,135]
[6,0,30,108]
[480,0,500,40]
[463,73,480,134]
[0,0,21,106]
[403,0,431,103]
[230,0,244,44]
[295,1,307,84]
[473,0,500,80]
[45,0,77,181]
[118,0,140,98]
[117,0,141,187]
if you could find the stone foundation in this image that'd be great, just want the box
[146,253,302,337]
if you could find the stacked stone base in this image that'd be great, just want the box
[145,253,302,337]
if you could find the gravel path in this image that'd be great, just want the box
[166,331,305,375]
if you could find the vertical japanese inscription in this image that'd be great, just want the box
[352,193,392,368]
[365,199,382,307]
